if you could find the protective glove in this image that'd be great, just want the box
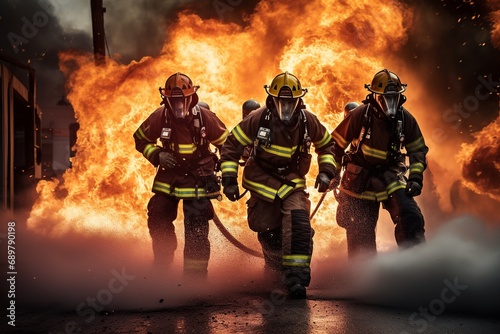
[159,152,177,169]
[314,172,331,193]
[222,176,240,202]
[405,179,422,197]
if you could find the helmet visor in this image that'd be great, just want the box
[376,93,400,119]
[273,97,299,122]
[168,96,192,119]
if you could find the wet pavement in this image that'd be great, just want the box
[11,288,500,334]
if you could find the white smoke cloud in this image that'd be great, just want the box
[317,215,500,317]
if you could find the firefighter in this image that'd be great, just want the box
[239,99,261,166]
[331,69,428,258]
[242,99,261,119]
[220,72,338,299]
[133,72,229,279]
[344,101,360,118]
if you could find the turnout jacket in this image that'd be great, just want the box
[220,106,338,202]
[331,103,428,201]
[134,106,229,199]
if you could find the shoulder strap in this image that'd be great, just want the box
[351,104,372,154]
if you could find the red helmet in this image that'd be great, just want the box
[160,73,199,119]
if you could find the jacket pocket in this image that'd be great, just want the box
[341,163,370,193]
[247,197,282,232]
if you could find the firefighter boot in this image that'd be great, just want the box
[283,268,310,299]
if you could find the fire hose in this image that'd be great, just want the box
[310,178,338,220]
[209,183,333,258]
[209,201,263,258]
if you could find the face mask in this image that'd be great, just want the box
[168,96,192,119]
[376,93,400,119]
[273,97,299,122]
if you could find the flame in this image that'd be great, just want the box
[28,0,415,257]
[488,0,500,48]
[458,111,500,201]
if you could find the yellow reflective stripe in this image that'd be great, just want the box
[232,125,253,146]
[283,254,311,267]
[184,258,208,270]
[177,143,197,154]
[406,136,425,152]
[313,131,332,149]
[221,161,238,174]
[375,191,388,201]
[262,144,298,158]
[152,181,220,198]
[319,154,336,167]
[211,129,229,146]
[143,143,160,159]
[277,178,306,198]
[134,127,153,142]
[242,178,277,200]
[153,181,173,194]
[410,162,425,174]
[331,130,349,149]
[361,144,387,160]
[386,181,406,195]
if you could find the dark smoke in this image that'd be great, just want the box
[0,0,92,109]
[102,0,261,63]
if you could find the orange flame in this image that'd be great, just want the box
[459,111,500,201]
[28,0,415,256]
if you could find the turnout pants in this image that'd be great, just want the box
[147,192,213,277]
[248,190,313,287]
[336,188,425,258]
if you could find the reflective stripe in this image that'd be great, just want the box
[221,161,238,174]
[361,144,387,160]
[340,180,406,201]
[409,162,425,174]
[314,131,332,149]
[177,143,198,154]
[152,181,220,198]
[211,129,229,146]
[261,144,298,158]
[143,143,160,160]
[277,178,306,198]
[406,136,425,152]
[242,178,277,201]
[232,125,253,146]
[283,254,311,267]
[386,181,405,195]
[319,154,337,168]
[134,126,153,142]
[331,130,349,150]
[184,258,208,271]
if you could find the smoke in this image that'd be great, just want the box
[316,215,500,317]
[10,213,500,327]
[0,0,92,108]
[14,216,267,312]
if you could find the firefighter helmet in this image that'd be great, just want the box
[365,69,406,119]
[264,72,307,98]
[161,72,199,98]
[365,69,406,95]
[160,72,199,119]
[265,72,306,123]
[242,99,261,119]
[344,101,360,118]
